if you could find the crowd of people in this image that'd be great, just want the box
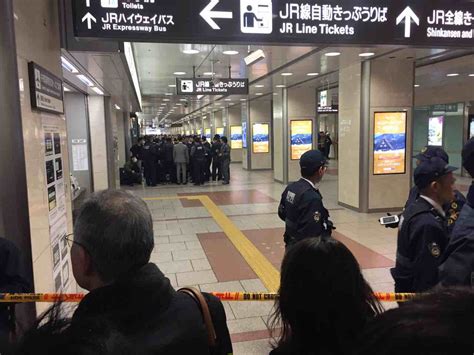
[1,138,473,354]
[123,134,231,187]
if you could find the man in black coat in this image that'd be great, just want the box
[392,158,457,293]
[0,237,31,351]
[69,190,232,354]
[439,138,474,287]
[211,135,223,181]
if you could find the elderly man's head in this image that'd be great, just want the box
[71,190,154,290]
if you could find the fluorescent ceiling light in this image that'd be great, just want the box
[446,73,459,77]
[61,56,78,73]
[224,98,231,101]
[275,84,286,88]
[63,87,71,92]
[91,87,104,95]
[223,50,239,55]
[173,72,186,75]
[124,42,142,108]
[244,49,265,66]
[161,104,166,106]
[256,93,263,96]
[255,84,264,88]
[114,104,121,110]
[203,72,215,76]
[180,98,187,102]
[359,52,375,57]
[77,74,94,87]
[240,99,247,101]
[325,52,341,57]
[281,72,293,76]
[307,73,319,76]
[414,84,420,88]
[163,99,170,102]
[273,93,278,95]
[469,74,474,77]
[165,93,173,96]
[169,84,177,87]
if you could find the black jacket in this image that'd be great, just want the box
[72,264,232,355]
[392,198,449,293]
[439,183,474,287]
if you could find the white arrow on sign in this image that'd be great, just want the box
[396,6,420,38]
[82,12,97,30]
[85,0,90,7]
[200,0,233,30]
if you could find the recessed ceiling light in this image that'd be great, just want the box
[325,52,341,57]
[180,98,187,102]
[175,103,182,106]
[223,50,239,55]
[169,84,176,87]
[273,93,278,96]
[63,87,71,92]
[173,72,186,76]
[359,52,375,57]
[446,73,459,77]
[163,99,170,102]
[224,98,231,101]
[183,49,200,54]
[414,84,420,88]
[165,93,173,96]
[240,99,247,101]
[281,72,293,76]
[77,74,94,87]
[91,87,104,95]
[61,56,78,74]
[161,104,166,106]
[469,74,474,77]
[256,93,263,96]
[275,85,286,88]
[307,73,319,76]
[255,84,264,88]
[203,72,215,76]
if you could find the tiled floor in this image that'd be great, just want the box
[124,163,466,354]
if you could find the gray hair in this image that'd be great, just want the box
[74,190,154,283]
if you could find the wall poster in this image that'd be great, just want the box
[252,123,270,154]
[216,127,224,136]
[373,112,407,175]
[230,126,243,149]
[242,122,248,149]
[43,119,71,293]
[428,116,444,146]
[290,120,313,160]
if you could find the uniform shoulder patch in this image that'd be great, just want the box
[314,211,321,222]
[286,191,296,204]
[428,242,441,258]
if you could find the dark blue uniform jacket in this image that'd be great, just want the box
[278,179,331,245]
[392,198,449,293]
[439,183,474,287]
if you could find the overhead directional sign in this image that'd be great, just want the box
[72,0,473,47]
[176,78,249,96]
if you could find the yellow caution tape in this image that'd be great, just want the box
[0,292,417,303]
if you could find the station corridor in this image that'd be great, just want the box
[121,164,470,354]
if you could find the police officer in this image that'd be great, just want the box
[141,136,158,187]
[211,135,223,181]
[191,136,206,186]
[391,157,457,293]
[278,150,334,248]
[439,138,474,287]
[384,146,466,232]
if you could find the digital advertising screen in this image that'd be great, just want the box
[242,122,248,149]
[290,120,313,160]
[230,126,243,149]
[373,112,407,175]
[205,128,211,143]
[428,116,444,146]
[216,127,224,136]
[252,123,270,154]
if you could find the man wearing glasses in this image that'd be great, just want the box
[278,150,334,248]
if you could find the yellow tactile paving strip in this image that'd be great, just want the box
[144,195,280,292]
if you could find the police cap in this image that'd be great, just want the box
[414,146,449,164]
[462,138,474,177]
[300,150,327,171]
[414,157,457,190]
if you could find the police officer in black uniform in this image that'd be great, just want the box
[141,136,158,187]
[191,136,206,186]
[392,157,457,293]
[439,138,474,287]
[278,150,334,248]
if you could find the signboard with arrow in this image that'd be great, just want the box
[72,0,473,47]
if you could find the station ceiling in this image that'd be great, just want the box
[131,43,473,126]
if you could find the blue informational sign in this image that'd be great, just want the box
[242,122,248,149]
